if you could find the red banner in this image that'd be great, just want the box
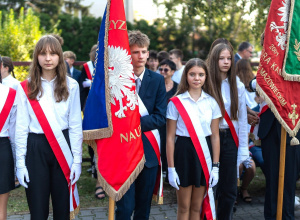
[257,0,300,143]
[83,0,144,201]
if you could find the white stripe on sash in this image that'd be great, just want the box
[86,61,94,76]
[0,85,9,113]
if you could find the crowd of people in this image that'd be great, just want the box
[0,29,300,220]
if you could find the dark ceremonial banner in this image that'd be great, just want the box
[82,0,144,201]
[257,0,300,144]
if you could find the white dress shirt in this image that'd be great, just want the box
[219,77,248,160]
[171,65,185,84]
[0,84,16,147]
[15,76,83,167]
[167,91,222,137]
[2,74,19,91]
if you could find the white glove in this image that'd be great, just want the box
[16,167,30,188]
[82,78,91,88]
[70,163,81,185]
[168,167,180,190]
[209,167,219,188]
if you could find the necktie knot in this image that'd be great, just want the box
[135,78,141,94]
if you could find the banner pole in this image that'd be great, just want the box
[276,125,287,220]
[108,197,115,220]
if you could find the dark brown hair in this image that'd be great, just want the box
[176,58,220,108]
[28,35,69,102]
[207,38,234,60]
[207,43,238,119]
[2,56,15,78]
[236,59,255,92]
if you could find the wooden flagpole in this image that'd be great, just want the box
[276,125,287,220]
[108,197,115,220]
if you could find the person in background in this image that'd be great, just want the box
[63,51,81,83]
[234,42,253,65]
[1,56,20,188]
[207,43,248,219]
[157,59,178,180]
[0,55,17,220]
[157,51,170,64]
[169,49,185,84]
[146,50,159,73]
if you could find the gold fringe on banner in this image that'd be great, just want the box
[91,141,145,201]
[256,84,300,146]
[70,205,80,220]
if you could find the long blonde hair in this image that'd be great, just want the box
[28,35,69,102]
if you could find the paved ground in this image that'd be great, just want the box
[7,196,300,220]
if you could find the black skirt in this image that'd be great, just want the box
[0,137,15,194]
[174,136,212,187]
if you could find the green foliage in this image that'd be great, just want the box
[0,7,43,81]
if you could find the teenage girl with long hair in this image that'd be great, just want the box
[207,43,248,220]
[166,58,221,220]
[15,35,83,219]
[0,55,17,220]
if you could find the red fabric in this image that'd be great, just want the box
[95,0,144,193]
[83,63,92,80]
[170,97,214,220]
[257,0,300,132]
[0,87,16,133]
[20,80,78,210]
[224,110,239,148]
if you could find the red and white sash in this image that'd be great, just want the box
[20,80,80,219]
[170,96,216,220]
[224,110,239,148]
[83,61,94,80]
[137,95,163,204]
[0,85,16,133]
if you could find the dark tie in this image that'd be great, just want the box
[135,78,141,94]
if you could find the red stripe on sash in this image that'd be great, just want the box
[83,63,92,80]
[0,87,16,133]
[20,80,71,185]
[224,110,239,148]
[144,131,161,166]
[170,96,213,219]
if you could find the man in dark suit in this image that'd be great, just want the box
[115,30,167,220]
[249,78,300,220]
[63,51,81,83]
[234,42,253,65]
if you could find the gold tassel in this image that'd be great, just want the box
[290,136,300,146]
[158,196,163,205]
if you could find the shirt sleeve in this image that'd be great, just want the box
[15,84,30,168]
[68,82,83,164]
[237,84,249,159]
[211,98,222,119]
[166,101,179,121]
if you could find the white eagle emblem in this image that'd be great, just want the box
[108,46,138,118]
[270,0,290,50]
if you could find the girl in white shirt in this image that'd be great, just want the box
[166,58,221,220]
[207,43,248,219]
[15,35,83,220]
[0,56,17,220]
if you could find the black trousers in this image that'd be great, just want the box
[25,131,70,220]
[115,165,158,220]
[216,129,238,220]
[262,120,300,220]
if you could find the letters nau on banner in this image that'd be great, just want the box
[82,0,144,201]
[257,0,300,144]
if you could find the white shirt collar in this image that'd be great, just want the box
[134,68,146,81]
[236,52,242,59]
[41,76,57,83]
[181,90,208,102]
